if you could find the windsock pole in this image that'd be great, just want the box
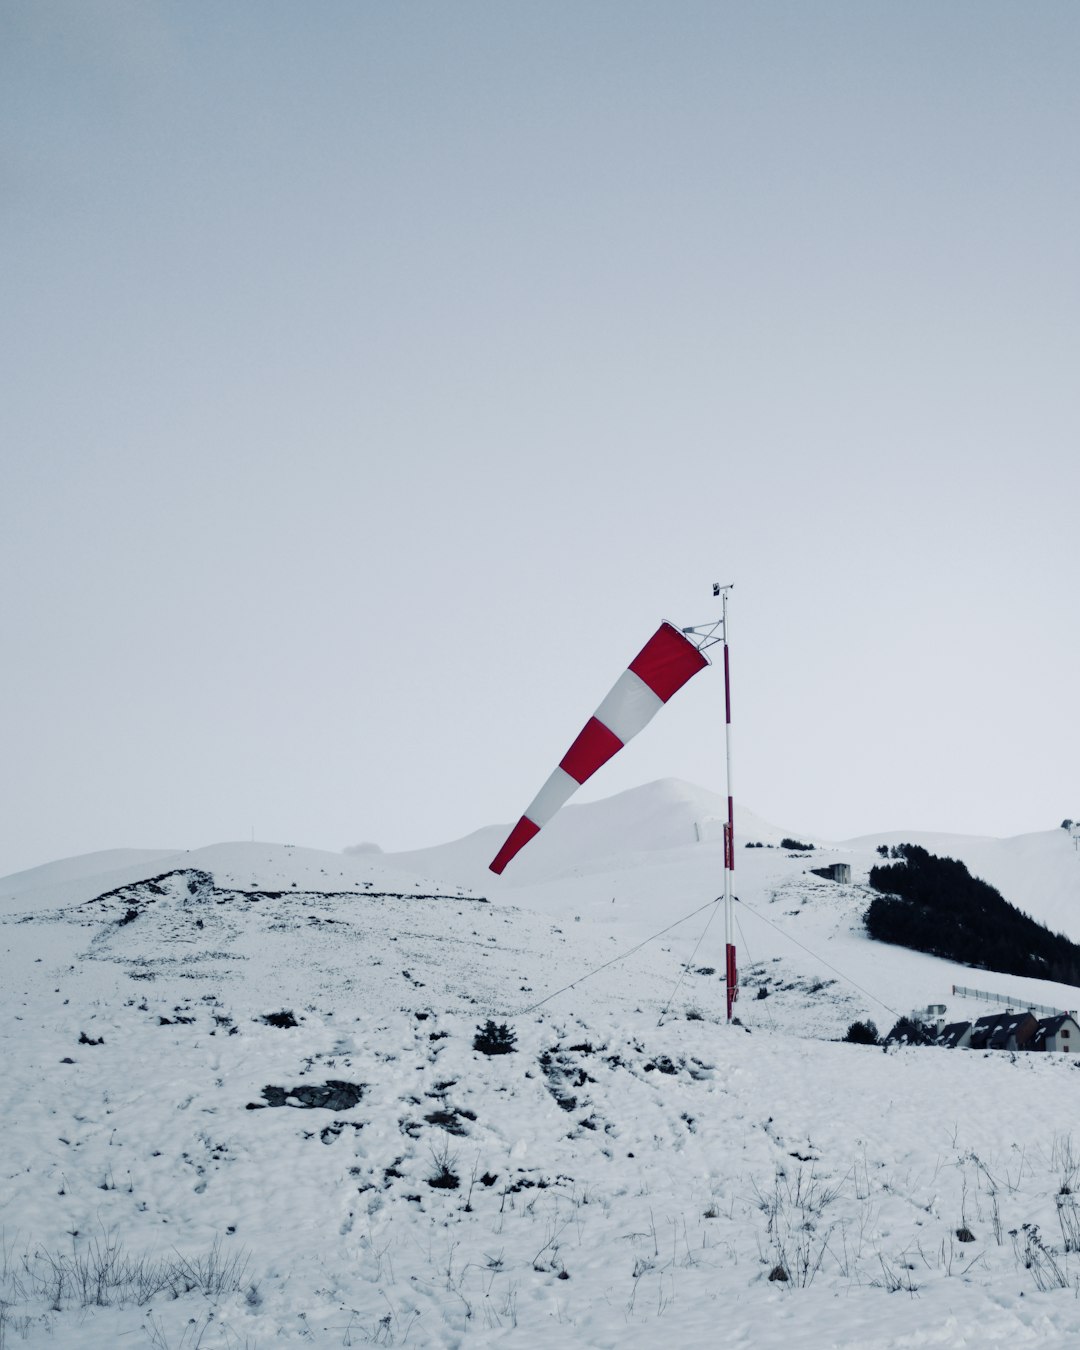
[722,587,737,1022]
[682,585,737,1021]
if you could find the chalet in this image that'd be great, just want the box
[1030,1013,1080,1053]
[969,1010,1038,1052]
[935,1021,973,1050]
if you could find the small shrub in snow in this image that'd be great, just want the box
[873,1256,919,1294]
[1058,1196,1080,1252]
[1012,1223,1069,1290]
[426,1140,460,1190]
[843,1020,879,1045]
[7,1235,249,1312]
[473,1020,516,1055]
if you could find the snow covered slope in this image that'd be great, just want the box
[0,848,180,915]
[4,786,1080,1348]
[387,778,801,890]
[386,779,1080,1030]
[0,841,480,917]
[388,778,1079,932]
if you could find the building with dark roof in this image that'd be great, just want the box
[935,1020,973,1050]
[1030,1013,1080,1053]
[969,1010,1038,1052]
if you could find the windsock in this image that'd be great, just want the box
[489,621,709,874]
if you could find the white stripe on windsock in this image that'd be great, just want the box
[523,766,579,828]
[593,670,665,743]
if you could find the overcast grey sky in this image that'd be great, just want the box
[2,1,1078,878]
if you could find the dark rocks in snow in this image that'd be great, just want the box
[540,1044,597,1114]
[250,1081,366,1111]
[424,1106,477,1136]
[320,1120,365,1144]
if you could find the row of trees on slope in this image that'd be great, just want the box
[865,843,1080,986]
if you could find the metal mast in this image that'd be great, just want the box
[722,586,736,1022]
[682,583,736,1022]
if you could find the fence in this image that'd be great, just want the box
[951,983,1068,1018]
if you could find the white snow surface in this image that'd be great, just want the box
[4,780,1080,1348]
[0,842,470,918]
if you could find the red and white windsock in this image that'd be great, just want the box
[489,621,709,874]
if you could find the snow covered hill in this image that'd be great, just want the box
[385,778,793,890]
[4,783,1080,1348]
[0,841,480,918]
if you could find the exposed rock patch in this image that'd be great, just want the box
[249,1081,366,1111]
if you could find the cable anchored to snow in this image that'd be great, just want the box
[734,908,778,1033]
[656,895,724,1026]
[510,896,723,1017]
[734,895,901,1020]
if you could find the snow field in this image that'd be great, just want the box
[5,787,1080,1346]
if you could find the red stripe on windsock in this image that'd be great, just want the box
[490,815,540,875]
[629,622,708,702]
[560,716,624,785]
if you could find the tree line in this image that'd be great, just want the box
[865,843,1080,986]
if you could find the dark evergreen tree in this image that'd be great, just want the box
[473,1021,517,1055]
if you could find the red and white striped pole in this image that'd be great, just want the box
[722,587,737,1022]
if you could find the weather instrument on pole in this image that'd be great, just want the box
[487,584,740,1022]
